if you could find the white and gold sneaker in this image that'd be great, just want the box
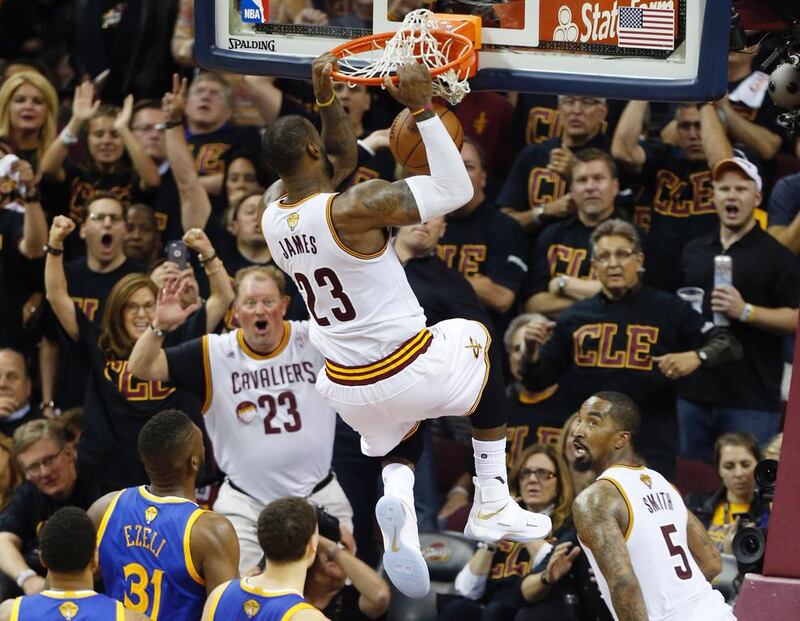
[375,492,430,599]
[464,477,552,542]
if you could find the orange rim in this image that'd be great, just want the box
[329,30,476,85]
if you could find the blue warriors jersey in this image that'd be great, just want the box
[97,486,207,621]
[9,590,124,620]
[207,579,315,621]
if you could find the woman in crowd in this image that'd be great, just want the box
[44,215,233,496]
[697,432,763,553]
[0,70,58,168]
[220,147,272,226]
[39,81,160,223]
[0,434,23,511]
[439,444,574,621]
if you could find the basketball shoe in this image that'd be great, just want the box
[464,477,552,542]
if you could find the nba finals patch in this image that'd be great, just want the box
[287,212,300,231]
[640,473,652,489]
[145,506,159,524]
[236,401,258,424]
[58,602,79,620]
[243,599,261,618]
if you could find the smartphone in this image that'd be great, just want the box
[93,69,111,96]
[166,240,188,270]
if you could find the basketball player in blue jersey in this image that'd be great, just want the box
[259,55,550,599]
[0,507,149,621]
[572,393,735,621]
[202,497,328,621]
[87,410,240,621]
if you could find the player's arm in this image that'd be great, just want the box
[312,54,358,188]
[686,510,722,581]
[336,64,472,230]
[123,610,153,621]
[573,482,648,621]
[200,582,228,621]
[0,599,15,621]
[611,100,648,171]
[292,608,331,621]
[191,513,240,595]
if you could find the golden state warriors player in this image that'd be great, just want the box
[87,410,240,621]
[0,507,148,621]
[202,497,327,621]
[573,393,736,621]
[260,55,550,598]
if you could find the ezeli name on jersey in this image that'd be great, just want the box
[642,490,675,514]
[231,362,317,394]
[123,524,166,558]
[278,234,318,259]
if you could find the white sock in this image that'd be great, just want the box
[382,462,415,498]
[472,438,509,487]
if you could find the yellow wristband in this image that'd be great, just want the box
[316,92,336,108]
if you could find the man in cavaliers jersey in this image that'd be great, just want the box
[572,392,735,621]
[259,55,550,599]
[87,410,240,621]
[128,267,351,572]
[203,497,328,621]
[0,507,149,621]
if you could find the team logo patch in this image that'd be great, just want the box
[287,212,299,231]
[243,599,261,618]
[236,401,258,424]
[58,602,79,620]
[465,337,483,359]
[640,473,652,489]
[145,506,159,524]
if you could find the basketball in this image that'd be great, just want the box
[389,104,464,175]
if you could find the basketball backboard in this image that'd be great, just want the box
[195,0,731,102]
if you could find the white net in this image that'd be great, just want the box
[334,9,472,105]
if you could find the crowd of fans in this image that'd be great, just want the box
[0,1,797,619]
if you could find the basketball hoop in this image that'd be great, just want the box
[329,10,480,105]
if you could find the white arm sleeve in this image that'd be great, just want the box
[403,114,474,223]
[453,562,489,600]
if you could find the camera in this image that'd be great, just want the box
[731,459,778,576]
[315,505,341,543]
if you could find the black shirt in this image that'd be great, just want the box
[522,285,706,475]
[506,384,570,468]
[497,133,611,212]
[0,475,95,575]
[0,208,24,349]
[638,142,718,292]
[69,308,206,497]
[680,225,800,410]
[338,142,395,189]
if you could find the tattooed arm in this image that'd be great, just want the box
[686,510,722,581]
[573,481,648,621]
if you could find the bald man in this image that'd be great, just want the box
[87,410,239,621]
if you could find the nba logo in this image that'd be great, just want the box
[241,0,268,23]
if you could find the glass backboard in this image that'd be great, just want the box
[195,0,731,101]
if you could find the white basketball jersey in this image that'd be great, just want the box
[262,192,426,365]
[581,465,734,621]
[201,322,335,503]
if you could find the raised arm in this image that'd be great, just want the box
[14,160,47,259]
[39,82,100,182]
[182,228,234,331]
[699,102,733,167]
[718,96,782,161]
[612,100,648,171]
[335,62,472,231]
[163,75,214,231]
[686,510,721,581]
[116,95,160,189]
[44,216,79,340]
[312,54,358,187]
[573,482,648,621]
[127,276,201,381]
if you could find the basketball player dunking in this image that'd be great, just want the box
[260,55,550,598]
[572,392,736,621]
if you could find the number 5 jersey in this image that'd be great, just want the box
[579,465,735,621]
[96,486,207,621]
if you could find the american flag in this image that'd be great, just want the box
[618,6,675,51]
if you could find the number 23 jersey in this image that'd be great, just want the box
[167,322,335,503]
[579,465,734,621]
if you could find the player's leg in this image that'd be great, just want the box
[213,481,264,573]
[465,325,552,543]
[376,425,431,599]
